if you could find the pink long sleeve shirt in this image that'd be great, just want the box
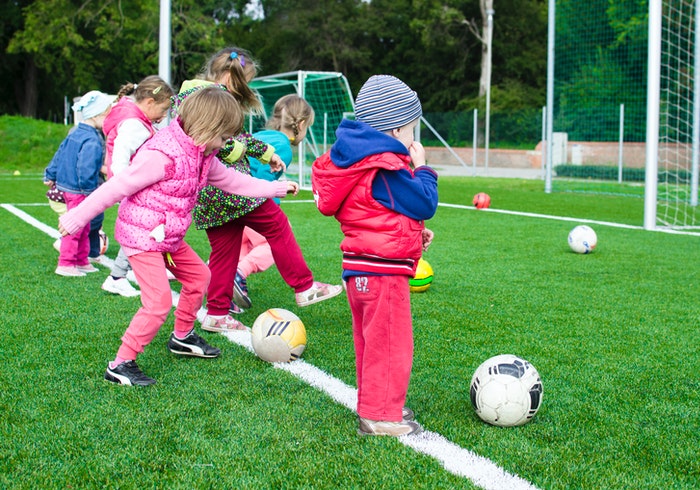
[60,145,289,256]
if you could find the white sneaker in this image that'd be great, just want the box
[201,314,248,332]
[76,264,99,273]
[295,282,343,307]
[358,418,423,436]
[102,276,141,297]
[89,255,109,265]
[55,265,86,277]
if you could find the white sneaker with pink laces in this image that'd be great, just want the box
[295,282,343,307]
[201,314,248,332]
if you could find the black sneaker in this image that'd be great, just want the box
[233,271,251,309]
[167,331,221,358]
[104,360,156,386]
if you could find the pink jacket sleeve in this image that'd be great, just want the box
[59,151,167,235]
[207,158,289,199]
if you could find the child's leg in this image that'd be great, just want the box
[166,242,210,336]
[111,247,132,279]
[59,193,89,267]
[205,220,245,316]
[88,213,104,258]
[241,200,314,292]
[237,227,274,277]
[347,275,414,422]
[115,251,173,360]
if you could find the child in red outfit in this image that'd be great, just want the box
[312,75,438,436]
[59,87,298,386]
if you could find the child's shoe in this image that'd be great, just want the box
[104,360,156,386]
[229,302,246,315]
[55,265,86,277]
[357,417,423,436]
[89,255,109,265]
[233,270,251,309]
[202,314,248,332]
[167,331,221,358]
[77,264,99,273]
[102,276,141,297]
[295,281,343,307]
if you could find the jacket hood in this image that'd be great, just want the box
[330,119,409,168]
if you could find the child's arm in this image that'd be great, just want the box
[111,119,152,176]
[371,165,438,221]
[207,158,297,199]
[59,151,167,235]
[236,132,276,164]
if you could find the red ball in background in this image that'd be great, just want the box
[473,192,491,209]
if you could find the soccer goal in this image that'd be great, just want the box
[645,0,700,230]
[546,0,700,231]
[249,71,355,188]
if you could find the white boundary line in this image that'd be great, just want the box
[4,201,540,489]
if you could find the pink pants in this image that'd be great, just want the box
[59,192,90,267]
[237,227,274,278]
[347,275,414,422]
[205,199,313,316]
[116,241,209,360]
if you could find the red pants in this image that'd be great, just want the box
[205,199,313,316]
[116,241,209,360]
[347,275,414,422]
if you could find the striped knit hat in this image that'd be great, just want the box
[354,75,422,132]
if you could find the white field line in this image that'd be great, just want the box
[4,202,542,489]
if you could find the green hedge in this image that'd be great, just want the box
[554,164,694,182]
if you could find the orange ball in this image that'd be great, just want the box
[473,192,491,209]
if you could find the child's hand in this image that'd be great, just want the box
[269,154,286,173]
[44,180,54,187]
[422,228,434,251]
[286,181,299,196]
[409,141,426,168]
[58,222,69,237]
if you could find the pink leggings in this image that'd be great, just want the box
[116,241,209,360]
[59,192,90,267]
[237,227,274,278]
[347,274,414,422]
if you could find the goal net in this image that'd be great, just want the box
[249,71,354,188]
[653,1,700,229]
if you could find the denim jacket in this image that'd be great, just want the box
[44,123,104,195]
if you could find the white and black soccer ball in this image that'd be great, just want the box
[470,354,543,427]
[251,308,307,363]
[568,225,597,254]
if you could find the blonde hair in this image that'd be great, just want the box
[116,75,174,104]
[267,94,315,145]
[199,47,263,115]
[178,86,244,146]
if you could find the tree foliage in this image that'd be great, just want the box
[3,0,550,120]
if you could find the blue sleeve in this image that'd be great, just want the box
[76,139,104,190]
[371,166,438,220]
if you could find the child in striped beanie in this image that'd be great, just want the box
[312,74,438,436]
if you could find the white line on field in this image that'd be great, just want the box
[3,201,540,490]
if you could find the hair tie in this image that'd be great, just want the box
[133,84,138,90]
[229,51,246,67]
[153,86,162,95]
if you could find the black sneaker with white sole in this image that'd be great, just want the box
[167,331,221,358]
[105,360,156,386]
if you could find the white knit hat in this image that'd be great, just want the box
[354,75,422,132]
[72,90,114,119]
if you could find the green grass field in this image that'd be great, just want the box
[1,116,699,488]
